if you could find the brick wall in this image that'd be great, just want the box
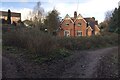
[74,19,86,36]
[59,18,87,37]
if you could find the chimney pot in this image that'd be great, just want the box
[74,11,77,19]
[92,17,95,20]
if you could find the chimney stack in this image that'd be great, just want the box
[74,11,77,19]
[92,17,95,20]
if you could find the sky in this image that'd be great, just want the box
[0,0,119,23]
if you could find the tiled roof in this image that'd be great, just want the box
[71,17,75,22]
[84,18,98,29]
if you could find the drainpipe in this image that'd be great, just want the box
[74,23,75,37]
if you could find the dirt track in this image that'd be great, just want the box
[61,47,118,78]
[2,46,118,78]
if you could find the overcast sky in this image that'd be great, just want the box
[0,0,119,23]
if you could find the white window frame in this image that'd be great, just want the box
[76,31,82,36]
[65,23,69,26]
[64,30,70,37]
[78,23,82,26]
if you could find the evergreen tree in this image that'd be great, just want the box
[7,9,11,24]
[109,7,119,34]
[118,6,120,34]
[44,9,60,35]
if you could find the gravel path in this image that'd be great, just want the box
[2,46,118,78]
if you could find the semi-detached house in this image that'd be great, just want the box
[58,11,100,37]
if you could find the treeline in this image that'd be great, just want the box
[99,6,120,34]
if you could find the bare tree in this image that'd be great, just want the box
[99,10,113,32]
[27,1,45,28]
[32,1,44,22]
[104,10,113,22]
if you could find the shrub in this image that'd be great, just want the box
[57,33,118,50]
[26,29,58,55]
[3,29,58,56]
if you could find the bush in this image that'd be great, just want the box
[57,33,118,50]
[3,29,58,56]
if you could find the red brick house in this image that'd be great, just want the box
[58,11,100,37]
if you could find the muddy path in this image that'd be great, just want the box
[61,46,118,78]
[2,46,118,78]
[2,55,26,78]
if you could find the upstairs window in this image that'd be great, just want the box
[78,23,81,26]
[65,23,69,26]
